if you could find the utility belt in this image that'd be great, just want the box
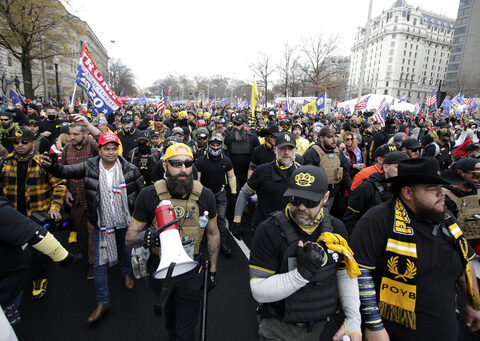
[257,304,329,331]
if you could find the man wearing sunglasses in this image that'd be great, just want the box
[0,128,67,300]
[248,124,279,178]
[116,114,141,158]
[126,143,219,341]
[249,165,361,341]
[423,128,453,170]
[400,138,421,158]
[148,113,171,144]
[444,158,480,241]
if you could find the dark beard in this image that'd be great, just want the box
[165,168,194,198]
[414,200,445,224]
[233,128,246,142]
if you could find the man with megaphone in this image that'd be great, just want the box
[126,143,220,341]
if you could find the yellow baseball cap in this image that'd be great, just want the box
[164,143,193,161]
[178,111,188,120]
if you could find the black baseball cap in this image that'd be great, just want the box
[149,130,161,138]
[401,138,420,150]
[276,131,296,148]
[136,131,150,142]
[232,114,247,125]
[454,158,480,172]
[25,119,39,126]
[466,143,480,153]
[153,113,164,121]
[284,165,328,201]
[8,128,36,140]
[374,144,397,158]
[384,151,410,165]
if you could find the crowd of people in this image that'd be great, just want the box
[1,97,480,340]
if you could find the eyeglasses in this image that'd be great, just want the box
[345,138,353,141]
[12,140,31,145]
[289,196,320,209]
[167,159,194,168]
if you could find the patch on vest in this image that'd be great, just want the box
[462,200,469,207]
[174,206,186,218]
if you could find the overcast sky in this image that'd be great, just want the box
[65,0,460,88]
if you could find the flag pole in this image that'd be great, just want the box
[70,41,86,109]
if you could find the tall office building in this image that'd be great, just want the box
[445,0,480,96]
[348,0,454,103]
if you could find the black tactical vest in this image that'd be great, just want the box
[269,211,339,324]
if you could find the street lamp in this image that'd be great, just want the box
[52,56,60,103]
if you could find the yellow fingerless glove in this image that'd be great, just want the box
[32,232,68,262]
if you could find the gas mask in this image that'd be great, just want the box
[208,146,222,157]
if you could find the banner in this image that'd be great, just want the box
[251,81,259,117]
[316,93,326,111]
[75,44,122,116]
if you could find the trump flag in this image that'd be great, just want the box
[75,43,122,116]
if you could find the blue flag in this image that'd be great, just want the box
[10,90,26,106]
[316,93,326,111]
[136,95,147,106]
[440,98,452,112]
[2,95,9,103]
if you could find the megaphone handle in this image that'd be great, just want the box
[154,262,176,317]
[156,218,180,233]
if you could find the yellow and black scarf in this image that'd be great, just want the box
[378,198,480,330]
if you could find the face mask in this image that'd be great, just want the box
[47,114,56,120]
[209,147,222,157]
[7,105,14,111]
[124,123,133,132]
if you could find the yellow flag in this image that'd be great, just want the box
[251,81,259,118]
[302,100,317,114]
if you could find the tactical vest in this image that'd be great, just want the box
[443,188,480,239]
[268,211,339,324]
[364,176,391,205]
[311,145,343,185]
[230,134,252,155]
[153,180,205,254]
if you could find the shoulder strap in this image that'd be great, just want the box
[320,210,334,233]
[190,181,203,201]
[442,188,463,209]
[311,144,323,158]
[271,211,298,244]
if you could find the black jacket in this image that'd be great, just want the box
[50,155,144,228]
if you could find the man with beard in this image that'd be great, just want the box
[116,114,141,158]
[164,109,179,130]
[248,124,279,178]
[231,132,302,239]
[444,158,480,240]
[126,143,219,341]
[193,127,209,160]
[196,135,237,255]
[127,131,161,185]
[351,157,480,340]
[224,114,259,193]
[422,128,453,170]
[0,112,20,152]
[368,117,397,165]
[61,120,99,264]
[303,126,351,211]
[148,113,171,144]
[249,165,361,341]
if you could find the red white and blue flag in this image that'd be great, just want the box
[451,93,464,106]
[354,96,370,111]
[284,96,291,113]
[156,89,166,115]
[377,97,387,114]
[426,90,437,107]
[75,43,122,116]
[464,96,474,106]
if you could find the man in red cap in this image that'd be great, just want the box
[40,131,144,323]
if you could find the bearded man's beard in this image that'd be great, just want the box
[413,196,445,224]
[232,128,246,141]
[165,169,194,198]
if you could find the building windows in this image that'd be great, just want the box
[390,49,394,55]
[395,16,398,23]
[7,56,12,66]
[384,90,388,95]
[392,33,396,38]
[449,55,461,62]
[391,41,395,47]
[448,63,460,70]
[388,57,393,63]
[393,25,397,31]
[451,46,462,53]
[446,72,458,79]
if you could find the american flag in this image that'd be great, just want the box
[354,96,370,111]
[464,96,474,106]
[377,97,388,114]
[426,90,437,107]
[371,110,386,127]
[451,93,464,106]
[156,89,166,115]
[284,96,291,112]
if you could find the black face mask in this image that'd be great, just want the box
[47,115,56,120]
[138,142,150,154]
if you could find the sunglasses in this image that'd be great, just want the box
[467,172,480,179]
[1,118,11,121]
[197,136,208,140]
[345,138,353,141]
[233,122,243,126]
[12,140,31,145]
[155,119,164,122]
[167,159,194,168]
[289,196,320,209]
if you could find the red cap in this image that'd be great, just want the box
[98,132,120,146]
[197,119,206,127]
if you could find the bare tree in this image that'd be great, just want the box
[299,35,339,96]
[250,53,276,106]
[108,59,137,97]
[277,44,300,97]
[0,0,83,99]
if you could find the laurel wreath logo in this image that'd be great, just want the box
[387,256,417,282]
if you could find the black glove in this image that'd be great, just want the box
[144,227,160,248]
[208,271,217,292]
[296,243,326,281]
[58,252,82,267]
[230,222,244,239]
